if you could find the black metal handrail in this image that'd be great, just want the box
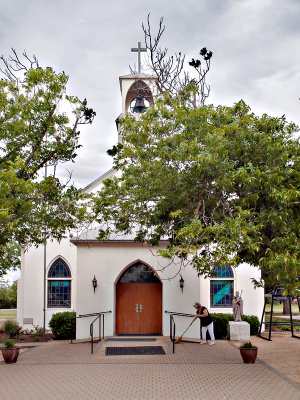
[165,311,195,318]
[169,314,176,354]
[89,311,111,354]
[64,311,111,352]
[64,312,100,344]
[165,311,199,353]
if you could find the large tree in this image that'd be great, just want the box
[93,93,300,293]
[0,50,95,276]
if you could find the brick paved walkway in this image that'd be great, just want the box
[0,337,299,400]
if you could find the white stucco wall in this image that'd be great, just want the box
[18,238,264,340]
[75,242,201,340]
[17,239,77,330]
[74,242,264,340]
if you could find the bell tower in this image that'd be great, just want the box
[116,41,158,142]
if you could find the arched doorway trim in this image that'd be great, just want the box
[115,260,162,335]
[114,259,161,285]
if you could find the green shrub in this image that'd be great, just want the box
[48,312,76,340]
[209,313,260,339]
[34,332,42,341]
[210,313,234,339]
[3,339,15,349]
[241,315,260,335]
[33,324,43,334]
[32,325,43,341]
[0,299,14,308]
[240,341,255,349]
[3,320,21,338]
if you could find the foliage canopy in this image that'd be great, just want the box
[0,51,95,275]
[93,93,300,293]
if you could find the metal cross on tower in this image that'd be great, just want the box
[131,41,147,74]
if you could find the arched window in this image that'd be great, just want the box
[118,262,160,283]
[210,266,234,308]
[47,258,71,308]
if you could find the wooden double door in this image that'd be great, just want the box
[116,282,162,334]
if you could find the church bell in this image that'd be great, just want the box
[132,94,147,113]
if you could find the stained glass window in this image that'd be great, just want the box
[47,259,71,308]
[210,266,234,308]
[48,259,71,278]
[119,263,160,283]
[211,265,233,279]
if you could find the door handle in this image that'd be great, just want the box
[136,304,139,313]
[140,304,143,313]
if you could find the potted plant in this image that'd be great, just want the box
[1,339,20,364]
[239,342,258,364]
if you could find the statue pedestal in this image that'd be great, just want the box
[229,321,250,341]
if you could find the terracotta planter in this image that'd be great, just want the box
[1,347,20,364]
[240,347,258,364]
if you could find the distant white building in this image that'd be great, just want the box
[17,61,264,339]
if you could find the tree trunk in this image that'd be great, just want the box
[283,299,290,315]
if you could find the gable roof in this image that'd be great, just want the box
[70,226,167,245]
[83,168,116,194]
[119,73,157,80]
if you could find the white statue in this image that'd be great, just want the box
[232,291,243,322]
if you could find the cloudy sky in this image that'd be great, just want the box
[1,0,300,281]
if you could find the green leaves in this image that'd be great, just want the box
[0,55,94,275]
[93,92,300,293]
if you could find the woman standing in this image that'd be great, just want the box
[191,302,215,345]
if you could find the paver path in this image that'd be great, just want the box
[0,337,299,400]
[245,333,300,385]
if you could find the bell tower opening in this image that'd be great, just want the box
[126,80,153,113]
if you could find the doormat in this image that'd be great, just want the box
[105,338,156,342]
[105,346,166,356]
[117,334,162,336]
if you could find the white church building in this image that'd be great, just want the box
[17,54,264,340]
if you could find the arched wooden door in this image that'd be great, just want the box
[116,262,162,335]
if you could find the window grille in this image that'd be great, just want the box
[48,259,71,278]
[47,259,71,308]
[210,266,234,308]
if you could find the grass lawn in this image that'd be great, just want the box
[0,309,17,319]
[265,303,299,315]
[264,302,300,332]
[264,316,300,332]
